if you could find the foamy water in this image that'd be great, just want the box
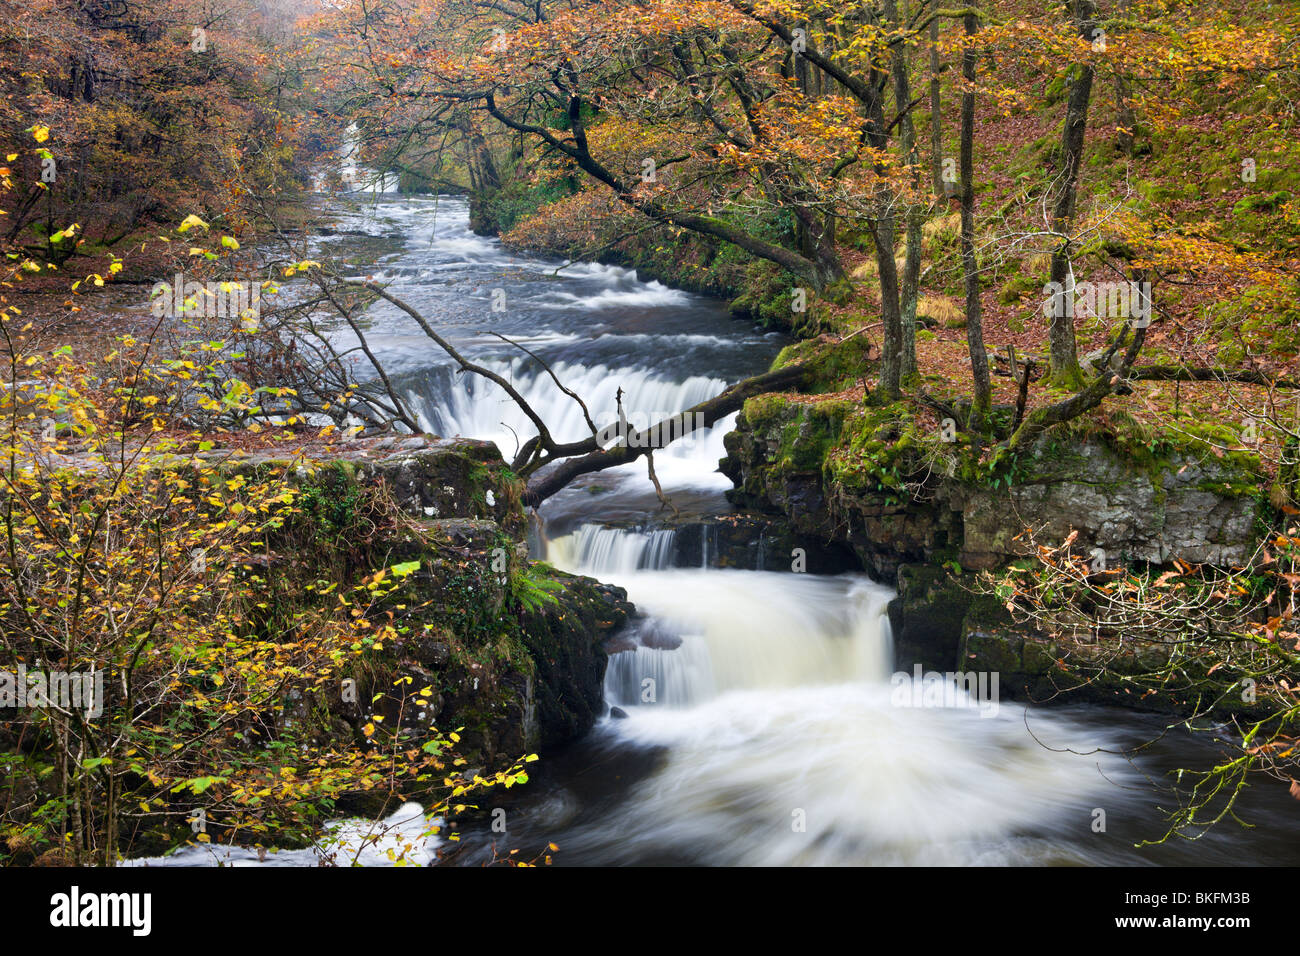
[530,525,1131,865]
[124,802,441,867]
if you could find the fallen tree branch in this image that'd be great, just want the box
[522,363,811,506]
[1130,365,1300,390]
[645,450,679,518]
[1003,324,1147,452]
[340,278,563,466]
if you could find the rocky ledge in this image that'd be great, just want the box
[202,435,636,761]
[720,397,1272,716]
[721,398,1263,579]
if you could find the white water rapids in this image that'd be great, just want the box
[128,194,1298,866]
[531,524,1137,866]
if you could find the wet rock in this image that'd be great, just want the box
[668,513,857,572]
[604,632,638,655]
[638,619,683,651]
[887,564,976,672]
[724,402,1261,577]
[955,595,1271,719]
[517,575,635,749]
[200,436,525,535]
[417,637,451,668]
[423,517,502,553]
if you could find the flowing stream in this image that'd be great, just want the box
[135,193,1299,866]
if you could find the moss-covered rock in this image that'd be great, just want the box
[724,396,1265,578]
[195,436,634,766]
[887,565,978,672]
[517,571,634,747]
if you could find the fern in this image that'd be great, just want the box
[511,561,564,613]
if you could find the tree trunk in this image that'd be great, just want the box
[1113,0,1137,156]
[1114,73,1137,156]
[1047,0,1097,385]
[901,211,923,381]
[471,128,499,191]
[960,11,991,428]
[875,217,904,398]
[929,0,945,196]
[1007,325,1147,450]
[888,0,921,382]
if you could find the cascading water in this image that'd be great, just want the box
[519,523,1135,865]
[402,360,736,492]
[140,193,1300,866]
[546,524,680,575]
[313,123,399,194]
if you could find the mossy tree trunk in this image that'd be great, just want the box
[960,10,991,428]
[1046,0,1098,385]
[888,0,923,383]
[875,216,904,398]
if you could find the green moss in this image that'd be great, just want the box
[998,274,1041,306]
[741,392,792,429]
[824,401,928,500]
[1043,364,1089,392]
[770,333,877,392]
[294,462,370,547]
[729,259,816,333]
[1233,191,1290,215]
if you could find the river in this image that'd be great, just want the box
[131,193,1299,867]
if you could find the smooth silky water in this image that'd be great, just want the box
[132,194,1300,866]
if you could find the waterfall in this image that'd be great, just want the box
[581,679,1124,866]
[599,570,895,708]
[402,359,737,491]
[546,524,678,574]
[546,522,895,709]
[315,123,399,194]
[531,523,1133,866]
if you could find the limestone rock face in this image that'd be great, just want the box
[722,400,1262,576]
[955,441,1258,570]
[209,434,528,536]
